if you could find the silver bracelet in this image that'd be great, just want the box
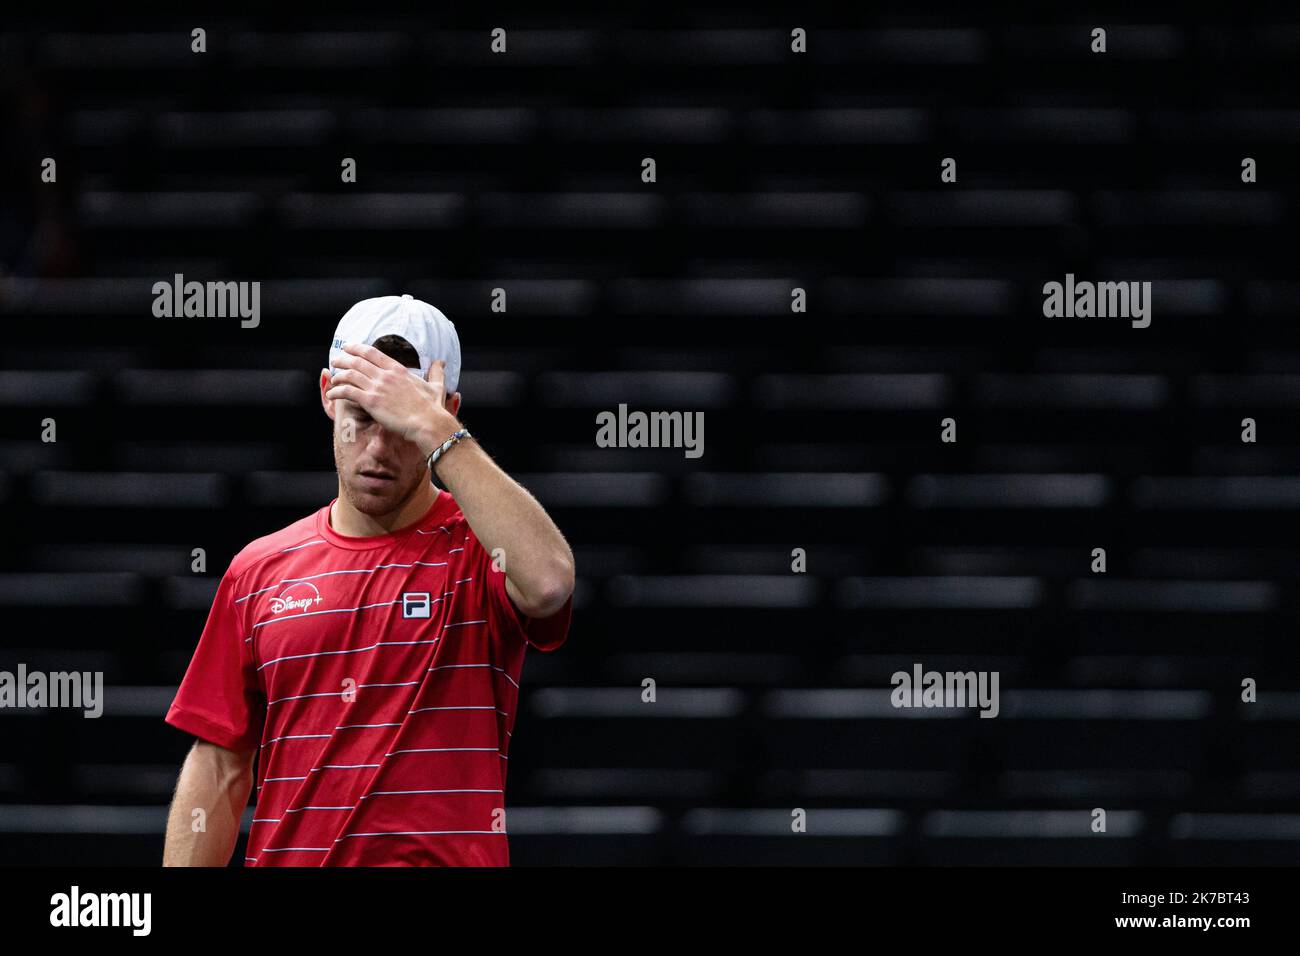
[426,427,471,480]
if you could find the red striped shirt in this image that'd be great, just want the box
[165,491,571,866]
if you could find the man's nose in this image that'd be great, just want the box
[365,425,402,459]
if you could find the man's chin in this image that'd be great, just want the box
[343,483,411,516]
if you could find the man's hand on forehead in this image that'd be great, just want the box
[326,342,456,451]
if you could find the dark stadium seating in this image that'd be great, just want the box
[3,11,1300,865]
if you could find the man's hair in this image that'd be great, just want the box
[372,334,420,370]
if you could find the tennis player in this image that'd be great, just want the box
[162,294,575,866]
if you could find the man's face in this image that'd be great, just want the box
[331,398,428,518]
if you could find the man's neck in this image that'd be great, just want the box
[329,483,439,537]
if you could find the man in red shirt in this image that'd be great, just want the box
[162,295,575,866]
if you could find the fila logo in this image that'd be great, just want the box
[402,592,432,619]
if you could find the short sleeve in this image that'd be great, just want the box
[165,562,266,751]
[468,530,572,653]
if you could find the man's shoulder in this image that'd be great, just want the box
[227,507,328,581]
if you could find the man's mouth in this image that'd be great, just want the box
[357,468,397,487]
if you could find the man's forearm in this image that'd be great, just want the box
[422,425,575,617]
[163,740,255,866]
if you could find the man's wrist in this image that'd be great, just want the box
[425,424,474,488]
[416,414,462,459]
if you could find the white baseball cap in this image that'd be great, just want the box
[328,294,462,394]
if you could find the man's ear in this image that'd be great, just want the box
[445,391,462,418]
[320,369,336,421]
